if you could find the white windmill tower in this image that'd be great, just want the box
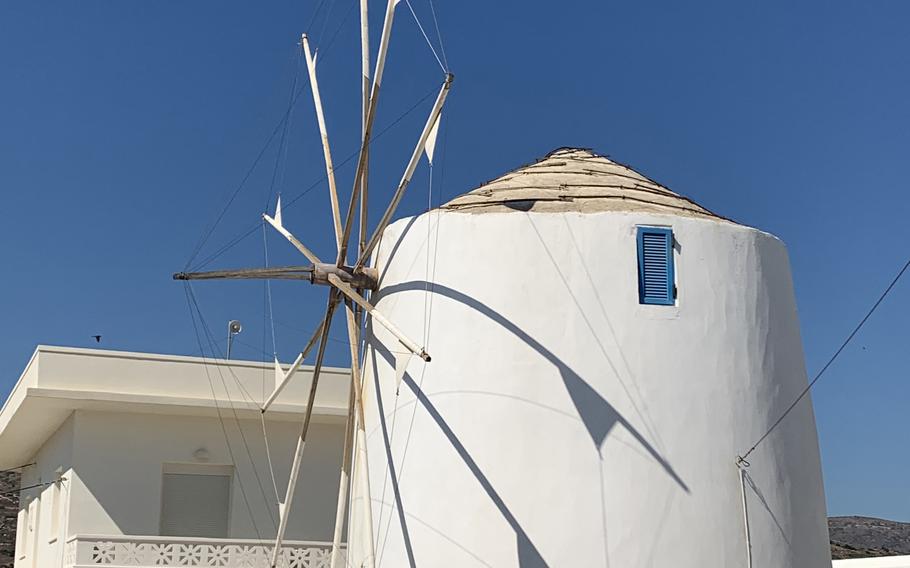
[176,0,450,566]
[177,8,830,568]
[345,148,831,567]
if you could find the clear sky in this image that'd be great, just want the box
[1,1,909,520]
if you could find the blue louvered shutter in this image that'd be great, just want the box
[637,227,675,305]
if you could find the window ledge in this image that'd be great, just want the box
[636,304,680,320]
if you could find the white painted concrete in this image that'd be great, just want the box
[66,534,341,568]
[0,346,350,469]
[350,208,830,567]
[2,348,350,568]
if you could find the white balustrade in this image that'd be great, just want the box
[65,535,344,568]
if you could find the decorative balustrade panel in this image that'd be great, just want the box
[67,536,343,568]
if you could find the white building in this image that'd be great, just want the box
[0,345,350,568]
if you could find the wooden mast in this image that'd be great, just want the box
[175,4,453,565]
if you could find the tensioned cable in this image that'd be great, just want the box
[184,284,268,539]
[0,463,35,474]
[376,111,449,564]
[189,286,281,503]
[426,0,449,71]
[739,256,910,463]
[189,284,275,424]
[184,68,310,271]
[423,158,434,345]
[0,479,65,497]
[273,319,413,356]
[317,0,358,56]
[257,52,302,408]
[262,222,278,358]
[186,284,281,527]
[304,0,329,35]
[188,83,443,272]
[186,285,275,508]
[259,411,282,503]
[185,8,359,272]
[404,0,447,73]
[266,53,302,212]
[315,0,339,47]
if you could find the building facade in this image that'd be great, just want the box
[0,346,350,568]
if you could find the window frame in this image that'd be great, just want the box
[636,226,676,306]
[159,463,234,539]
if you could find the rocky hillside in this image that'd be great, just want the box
[0,472,19,568]
[830,516,910,559]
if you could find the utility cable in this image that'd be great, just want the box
[404,0,447,74]
[185,10,358,272]
[739,256,910,463]
[185,284,277,532]
[0,463,35,474]
[427,0,449,71]
[188,82,443,272]
[0,479,65,497]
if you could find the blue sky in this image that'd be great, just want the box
[1,1,909,520]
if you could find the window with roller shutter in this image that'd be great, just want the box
[637,227,675,305]
[159,464,232,538]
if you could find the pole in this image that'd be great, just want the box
[355,74,453,270]
[336,0,399,267]
[329,375,356,568]
[263,213,321,265]
[736,457,753,568]
[226,320,241,359]
[301,34,344,249]
[358,0,371,257]
[340,299,376,568]
[270,293,338,568]
[262,315,326,412]
[327,273,430,361]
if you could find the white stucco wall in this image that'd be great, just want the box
[14,408,344,568]
[17,415,74,568]
[350,209,830,567]
[67,410,344,541]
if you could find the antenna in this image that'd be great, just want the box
[226,320,242,360]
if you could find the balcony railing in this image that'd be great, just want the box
[65,534,345,568]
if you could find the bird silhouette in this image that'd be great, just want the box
[91,335,102,343]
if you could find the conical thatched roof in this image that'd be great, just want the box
[442,147,730,222]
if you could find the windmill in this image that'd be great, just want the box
[174,1,452,566]
[174,1,831,565]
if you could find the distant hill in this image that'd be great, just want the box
[830,516,910,560]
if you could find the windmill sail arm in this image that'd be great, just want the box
[261,312,329,412]
[336,0,400,268]
[356,0,371,264]
[173,266,314,281]
[173,264,378,289]
[264,213,322,265]
[301,34,344,250]
[271,293,339,568]
[327,273,431,362]
[355,73,454,270]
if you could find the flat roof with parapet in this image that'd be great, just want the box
[0,345,351,469]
